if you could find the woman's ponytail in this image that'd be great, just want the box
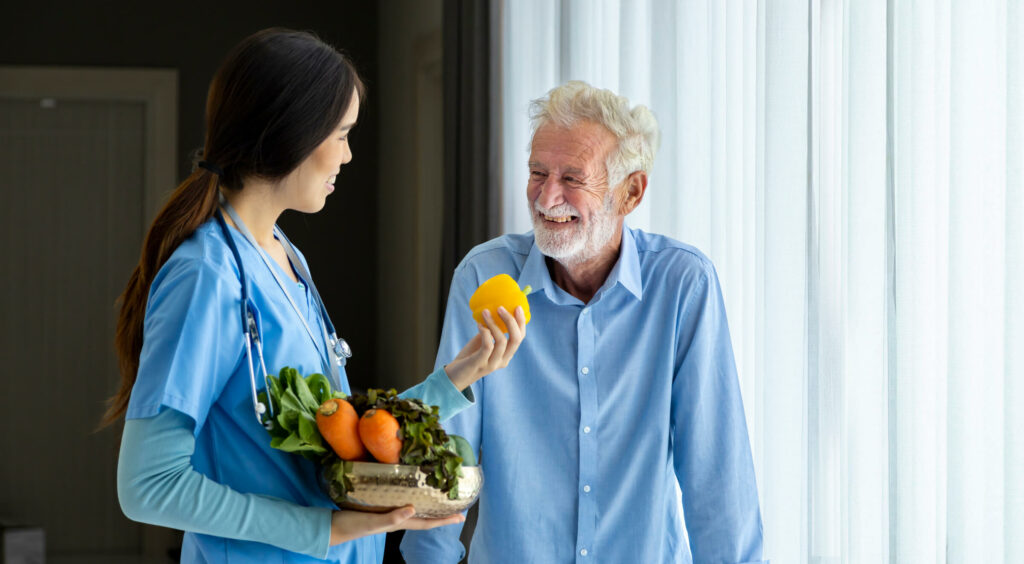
[101,168,220,426]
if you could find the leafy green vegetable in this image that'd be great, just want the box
[447,435,476,466]
[257,366,345,462]
[345,388,467,499]
[260,370,471,501]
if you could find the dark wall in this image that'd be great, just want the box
[0,0,382,388]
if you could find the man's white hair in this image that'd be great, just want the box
[529,80,660,189]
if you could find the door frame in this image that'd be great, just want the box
[0,65,179,558]
[0,66,178,232]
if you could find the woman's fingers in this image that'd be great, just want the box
[376,506,464,533]
[398,513,466,530]
[474,318,495,358]
[499,306,527,365]
[445,305,528,390]
[482,309,508,361]
[454,331,485,362]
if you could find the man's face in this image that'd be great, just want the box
[527,121,622,265]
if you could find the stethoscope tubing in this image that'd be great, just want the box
[213,206,351,430]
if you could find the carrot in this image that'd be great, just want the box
[358,408,403,464]
[316,399,367,461]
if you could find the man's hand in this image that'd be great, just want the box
[444,306,527,391]
[329,506,464,545]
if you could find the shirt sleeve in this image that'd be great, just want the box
[117,407,333,558]
[670,267,768,564]
[399,366,474,422]
[401,268,482,564]
[126,255,243,432]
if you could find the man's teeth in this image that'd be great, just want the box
[544,214,574,223]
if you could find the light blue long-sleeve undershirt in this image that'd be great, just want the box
[118,366,472,559]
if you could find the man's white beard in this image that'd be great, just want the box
[531,195,618,266]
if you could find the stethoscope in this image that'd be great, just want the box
[213,194,351,429]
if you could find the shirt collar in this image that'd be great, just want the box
[517,225,643,304]
[608,225,643,300]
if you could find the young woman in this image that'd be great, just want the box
[105,28,525,562]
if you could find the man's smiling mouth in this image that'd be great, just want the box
[542,213,578,223]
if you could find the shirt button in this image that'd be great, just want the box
[580,549,588,556]
[581,308,589,315]
[583,426,591,434]
[583,485,591,492]
[581,366,590,375]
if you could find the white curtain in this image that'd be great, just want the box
[497,1,1023,562]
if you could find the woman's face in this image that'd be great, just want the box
[278,89,360,213]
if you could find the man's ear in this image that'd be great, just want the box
[618,171,648,215]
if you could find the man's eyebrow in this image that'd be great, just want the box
[527,162,586,176]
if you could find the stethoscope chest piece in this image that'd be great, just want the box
[332,336,352,367]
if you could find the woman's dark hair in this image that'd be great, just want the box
[102,28,365,426]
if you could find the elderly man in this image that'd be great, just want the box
[401,81,766,563]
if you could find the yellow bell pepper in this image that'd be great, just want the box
[469,274,532,333]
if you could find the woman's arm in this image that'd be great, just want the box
[117,408,333,558]
[400,306,526,421]
[119,408,465,552]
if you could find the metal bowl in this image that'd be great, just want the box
[324,462,483,518]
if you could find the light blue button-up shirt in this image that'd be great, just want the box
[401,226,766,564]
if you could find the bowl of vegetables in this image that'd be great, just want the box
[259,368,481,518]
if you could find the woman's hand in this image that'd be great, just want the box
[444,306,527,391]
[329,506,464,545]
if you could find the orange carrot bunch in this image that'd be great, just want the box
[316,399,367,461]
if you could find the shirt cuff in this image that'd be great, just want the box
[310,506,333,559]
[399,366,475,421]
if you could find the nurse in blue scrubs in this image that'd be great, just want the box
[103,28,526,563]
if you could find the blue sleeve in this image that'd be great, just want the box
[117,408,333,557]
[399,366,474,422]
[401,268,482,564]
[126,255,243,431]
[670,268,767,564]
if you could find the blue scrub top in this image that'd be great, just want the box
[126,218,383,563]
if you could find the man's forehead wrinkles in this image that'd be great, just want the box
[530,147,601,172]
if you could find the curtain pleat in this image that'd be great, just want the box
[498,1,1024,561]
[440,0,495,333]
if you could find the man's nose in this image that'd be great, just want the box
[535,176,564,209]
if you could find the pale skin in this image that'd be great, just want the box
[528,120,649,303]
[220,89,527,543]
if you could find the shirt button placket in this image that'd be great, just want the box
[576,306,597,564]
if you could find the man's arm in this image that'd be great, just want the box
[670,267,767,564]
[401,268,485,564]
